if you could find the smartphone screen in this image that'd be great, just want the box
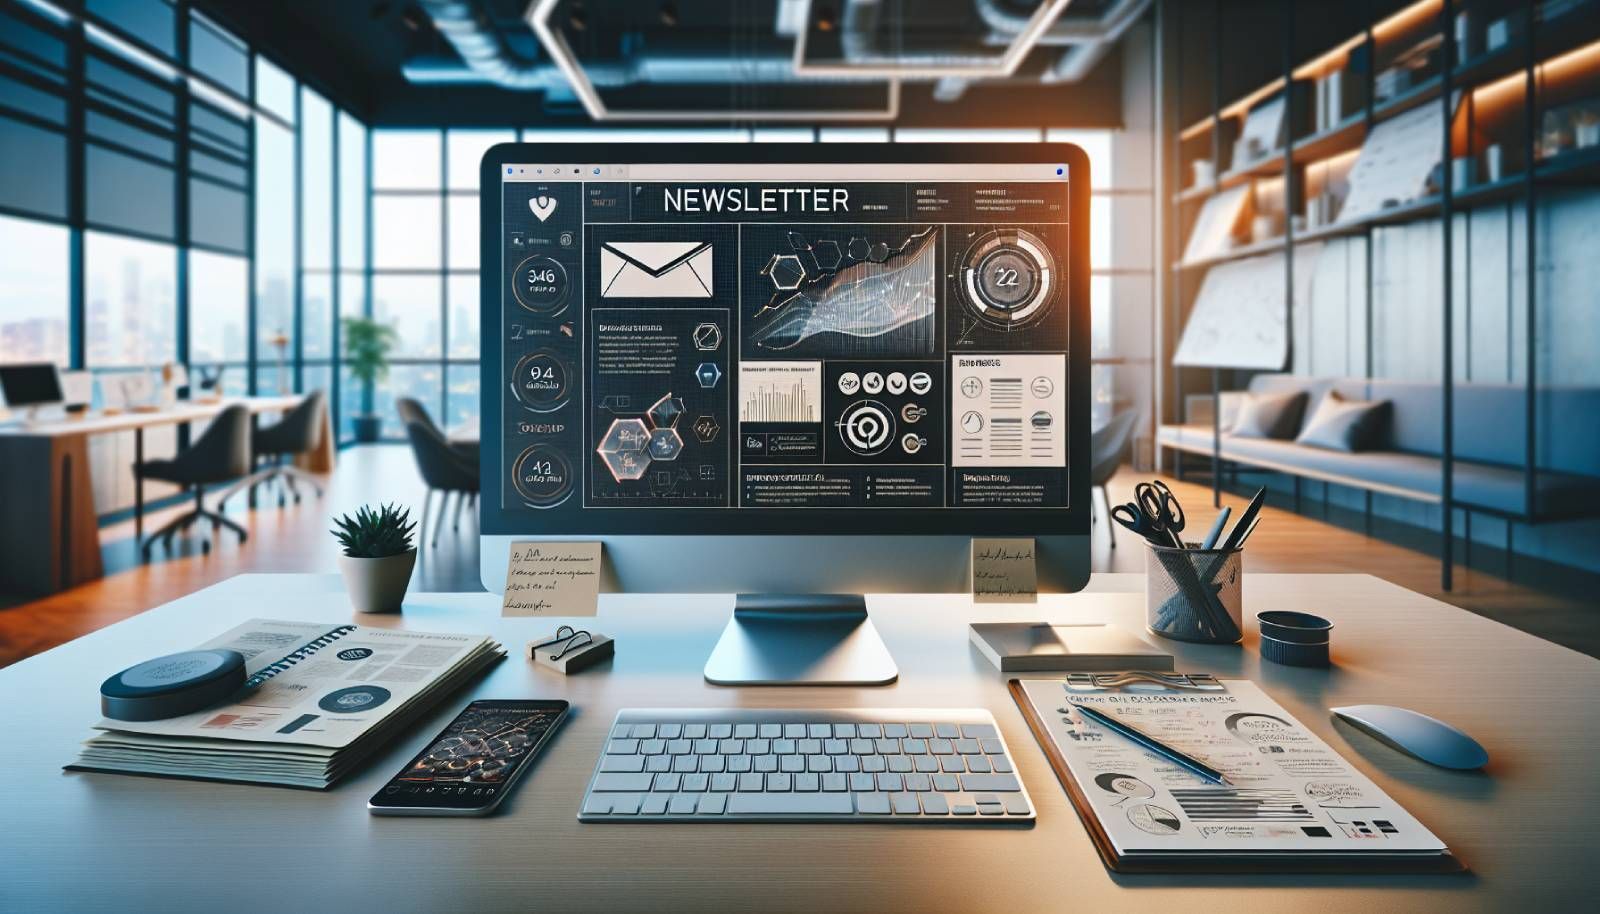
[369,699,568,815]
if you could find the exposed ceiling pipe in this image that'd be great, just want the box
[402,53,879,88]
[1042,0,1150,82]
[978,0,1148,45]
[414,0,548,89]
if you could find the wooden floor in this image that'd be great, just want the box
[1,449,1596,666]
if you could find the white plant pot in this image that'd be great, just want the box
[338,550,417,614]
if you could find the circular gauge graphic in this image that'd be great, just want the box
[1094,773,1157,806]
[1126,803,1182,836]
[512,444,575,508]
[957,229,1056,329]
[511,255,571,315]
[510,350,573,413]
[836,399,895,456]
[318,685,392,714]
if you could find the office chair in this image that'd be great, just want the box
[397,397,480,547]
[136,404,252,559]
[218,390,327,509]
[1090,409,1140,549]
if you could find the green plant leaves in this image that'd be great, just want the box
[330,502,416,558]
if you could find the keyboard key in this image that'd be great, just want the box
[1003,794,1030,815]
[855,793,891,815]
[592,773,655,792]
[609,724,631,739]
[891,793,920,815]
[709,724,732,739]
[734,724,756,739]
[797,739,821,755]
[907,723,934,739]
[659,724,682,739]
[876,773,903,791]
[935,723,960,738]
[699,755,725,773]
[901,738,927,754]
[954,738,981,754]
[940,756,965,772]
[849,773,876,792]
[862,756,886,773]
[693,739,718,754]
[654,773,681,792]
[961,773,1021,792]
[672,756,697,773]
[738,773,764,791]
[641,795,669,816]
[754,755,778,773]
[684,724,706,739]
[711,773,738,792]
[632,724,657,739]
[849,738,874,755]
[990,754,1013,773]
[966,755,992,773]
[875,738,900,755]
[962,723,998,739]
[727,755,752,773]
[979,803,1005,816]
[607,739,639,754]
[835,756,860,773]
[759,724,781,738]
[929,739,953,754]
[600,755,645,772]
[699,793,727,815]
[858,724,882,738]
[719,738,743,754]
[913,755,939,773]
[682,774,708,792]
[667,739,692,755]
[904,773,932,792]
[646,756,671,773]
[979,738,1005,754]
[641,739,666,755]
[582,795,613,815]
[767,773,792,791]
[773,739,797,755]
[887,756,912,773]
[784,724,806,738]
[951,801,977,816]
[822,773,848,792]
[808,724,831,738]
[747,739,771,755]
[609,794,642,815]
[883,723,909,738]
[668,795,697,815]
[824,739,848,755]
[834,724,857,738]
[780,755,804,773]
[728,794,853,815]
[932,774,960,792]
[920,793,949,815]
[807,755,833,772]
[795,773,819,792]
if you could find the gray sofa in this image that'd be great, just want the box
[1156,375,1600,520]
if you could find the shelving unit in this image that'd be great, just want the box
[1157,0,1600,590]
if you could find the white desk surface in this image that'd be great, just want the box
[0,395,301,439]
[2,572,1595,913]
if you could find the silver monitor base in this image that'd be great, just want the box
[703,594,898,686]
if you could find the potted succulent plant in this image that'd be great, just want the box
[342,316,396,444]
[332,503,417,613]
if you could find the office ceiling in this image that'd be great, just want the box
[195,0,1143,128]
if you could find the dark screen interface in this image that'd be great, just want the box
[389,705,559,791]
[499,164,1070,515]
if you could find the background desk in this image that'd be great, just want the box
[1,573,1595,913]
[0,397,332,596]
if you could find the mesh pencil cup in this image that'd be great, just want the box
[1145,542,1243,644]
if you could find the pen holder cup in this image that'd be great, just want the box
[1145,542,1243,645]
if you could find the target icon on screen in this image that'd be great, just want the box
[836,400,895,456]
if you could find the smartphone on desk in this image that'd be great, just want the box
[368,699,569,816]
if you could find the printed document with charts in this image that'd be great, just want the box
[67,619,504,789]
[1011,678,1458,872]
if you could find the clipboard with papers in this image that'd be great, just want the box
[1008,676,1465,874]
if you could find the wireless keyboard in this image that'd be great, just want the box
[579,708,1034,823]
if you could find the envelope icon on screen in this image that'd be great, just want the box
[600,241,713,298]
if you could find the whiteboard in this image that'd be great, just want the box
[1174,245,1323,369]
[1339,103,1446,222]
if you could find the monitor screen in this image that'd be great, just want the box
[484,151,1085,537]
[0,362,64,409]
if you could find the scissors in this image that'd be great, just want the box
[1110,481,1187,548]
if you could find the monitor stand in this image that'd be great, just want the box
[703,594,898,686]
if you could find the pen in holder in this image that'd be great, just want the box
[1145,541,1243,644]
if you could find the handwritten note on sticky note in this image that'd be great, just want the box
[972,538,1037,603]
[502,542,602,616]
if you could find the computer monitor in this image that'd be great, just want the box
[479,143,1090,684]
[0,362,65,418]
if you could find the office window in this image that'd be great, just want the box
[0,118,68,219]
[253,56,295,124]
[372,196,441,270]
[187,10,246,98]
[84,230,176,368]
[339,113,367,271]
[0,215,70,365]
[255,116,295,388]
[86,144,175,238]
[446,363,479,432]
[372,130,440,190]
[446,194,478,270]
[447,129,514,190]
[188,249,247,364]
[302,273,333,360]
[372,275,442,359]
[447,275,479,359]
[375,363,442,438]
[87,0,176,59]
[300,88,333,271]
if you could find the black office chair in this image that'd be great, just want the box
[219,390,327,509]
[136,404,252,558]
[1090,410,1140,549]
[397,397,480,546]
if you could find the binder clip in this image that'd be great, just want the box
[528,625,614,675]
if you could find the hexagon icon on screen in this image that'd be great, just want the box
[765,254,806,290]
[648,427,684,461]
[693,415,721,443]
[692,322,723,351]
[597,418,652,481]
[648,393,686,429]
[813,239,842,271]
[696,362,723,389]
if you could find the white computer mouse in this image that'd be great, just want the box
[1330,704,1489,770]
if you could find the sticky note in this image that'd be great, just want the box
[971,538,1038,603]
[502,542,602,617]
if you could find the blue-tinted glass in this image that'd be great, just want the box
[302,273,333,360]
[340,273,366,322]
[0,73,67,123]
[188,11,246,97]
[190,178,246,254]
[188,249,247,364]
[254,361,289,397]
[376,363,443,438]
[300,87,333,270]
[338,112,367,270]
[0,9,69,71]
[255,119,295,354]
[339,365,365,441]
[446,364,480,434]
[372,195,440,269]
[372,275,442,358]
[253,55,295,123]
[86,144,175,238]
[446,129,513,189]
[0,116,67,218]
[302,363,333,403]
[447,274,479,359]
[84,230,177,367]
[87,0,176,59]
[190,149,246,186]
[86,56,176,120]
[190,102,248,154]
[87,110,174,161]
[0,214,70,366]
[372,130,440,190]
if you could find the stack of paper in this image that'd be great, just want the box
[69,619,504,789]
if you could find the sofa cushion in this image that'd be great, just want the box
[1229,391,1307,440]
[1295,391,1391,452]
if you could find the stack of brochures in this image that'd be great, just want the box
[68,619,504,789]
